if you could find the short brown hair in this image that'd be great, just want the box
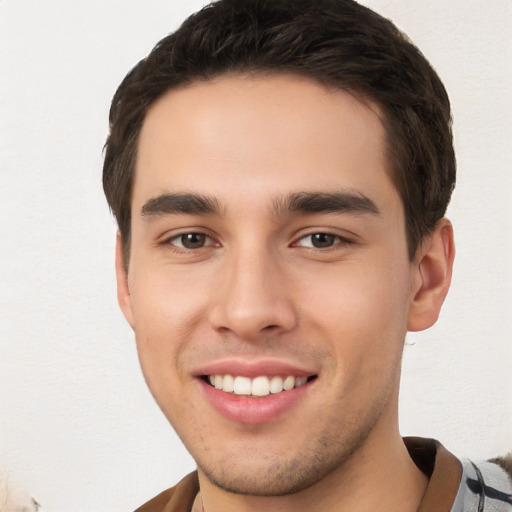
[103,0,455,264]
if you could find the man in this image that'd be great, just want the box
[102,1,512,511]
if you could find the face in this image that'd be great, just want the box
[118,74,427,495]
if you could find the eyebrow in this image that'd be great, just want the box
[273,191,380,217]
[141,193,223,218]
[140,190,380,219]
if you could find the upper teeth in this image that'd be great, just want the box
[208,375,308,396]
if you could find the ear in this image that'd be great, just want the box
[115,232,135,329]
[407,218,455,332]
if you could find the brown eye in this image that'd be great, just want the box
[310,233,336,248]
[167,232,214,250]
[179,233,207,249]
[296,233,340,249]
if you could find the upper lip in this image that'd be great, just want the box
[194,358,318,379]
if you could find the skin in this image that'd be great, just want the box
[116,74,454,512]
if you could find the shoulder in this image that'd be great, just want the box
[455,455,512,511]
[133,472,199,512]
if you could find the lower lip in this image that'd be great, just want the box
[200,379,312,425]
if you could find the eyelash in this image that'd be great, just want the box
[164,232,217,252]
[162,231,353,252]
[293,232,353,250]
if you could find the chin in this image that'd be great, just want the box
[200,462,329,497]
[196,426,370,497]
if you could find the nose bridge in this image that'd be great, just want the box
[209,240,296,339]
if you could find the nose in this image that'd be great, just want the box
[208,247,297,340]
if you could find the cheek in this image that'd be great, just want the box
[128,270,209,387]
[301,257,411,375]
[128,277,204,424]
[130,264,209,329]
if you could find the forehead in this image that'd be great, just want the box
[133,73,397,212]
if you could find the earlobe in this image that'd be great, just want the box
[407,218,455,332]
[115,233,135,329]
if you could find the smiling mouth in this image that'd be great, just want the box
[203,374,317,397]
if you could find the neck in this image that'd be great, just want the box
[197,425,428,512]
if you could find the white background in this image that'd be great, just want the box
[0,1,511,511]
